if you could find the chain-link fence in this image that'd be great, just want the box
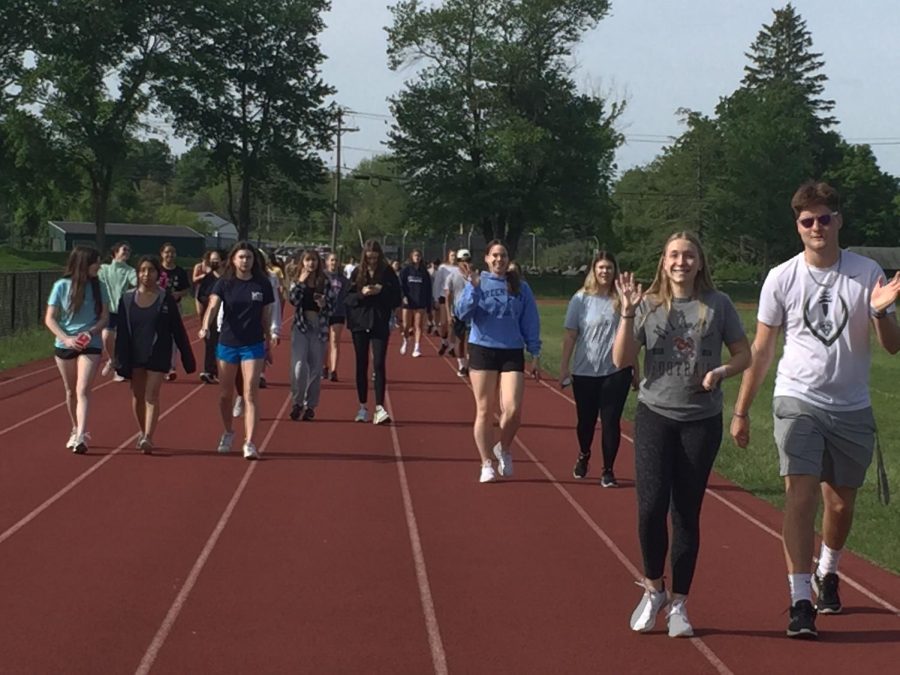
[0,271,62,337]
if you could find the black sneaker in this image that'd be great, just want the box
[787,600,818,639]
[600,471,618,488]
[438,343,448,356]
[812,572,842,614]
[573,453,590,479]
[199,372,212,384]
[448,347,456,357]
[329,371,338,382]
[289,404,302,421]
[303,407,315,421]
[258,375,267,389]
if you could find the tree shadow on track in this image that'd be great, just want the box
[697,626,900,643]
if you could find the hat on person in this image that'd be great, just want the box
[456,248,472,260]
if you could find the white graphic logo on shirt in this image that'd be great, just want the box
[251,291,263,302]
[803,289,849,347]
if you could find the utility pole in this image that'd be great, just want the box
[330,108,359,252]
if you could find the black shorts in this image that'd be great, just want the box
[438,296,446,305]
[452,317,469,339]
[55,347,102,360]
[107,312,119,331]
[468,343,524,373]
[328,316,346,326]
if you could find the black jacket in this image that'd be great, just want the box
[344,266,402,334]
[115,289,196,378]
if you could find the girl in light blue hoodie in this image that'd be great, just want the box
[455,240,541,483]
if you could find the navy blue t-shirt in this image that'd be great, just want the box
[212,276,275,347]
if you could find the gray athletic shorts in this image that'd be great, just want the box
[773,396,875,488]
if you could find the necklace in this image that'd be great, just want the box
[805,251,842,288]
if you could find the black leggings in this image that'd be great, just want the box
[204,321,220,376]
[572,368,632,471]
[351,330,389,406]
[634,403,722,595]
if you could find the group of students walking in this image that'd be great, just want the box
[43,180,900,642]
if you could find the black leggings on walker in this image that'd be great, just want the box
[351,330,389,406]
[634,403,722,595]
[571,367,632,471]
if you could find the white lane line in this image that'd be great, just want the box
[0,384,206,546]
[0,364,57,386]
[385,390,449,675]
[134,395,291,675]
[0,330,205,438]
[538,379,900,617]
[425,339,732,675]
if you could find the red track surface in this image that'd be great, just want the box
[1,326,898,674]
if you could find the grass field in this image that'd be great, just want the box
[0,246,69,271]
[537,300,900,573]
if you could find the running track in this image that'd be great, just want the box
[1,320,898,674]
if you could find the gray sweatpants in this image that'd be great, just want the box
[291,325,325,409]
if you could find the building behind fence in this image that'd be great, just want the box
[0,270,63,337]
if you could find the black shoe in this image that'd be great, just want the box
[289,404,302,421]
[199,372,212,384]
[812,572,842,614]
[786,600,818,639]
[448,347,456,357]
[600,470,618,488]
[302,407,315,421]
[73,441,88,455]
[329,371,338,382]
[438,343,448,356]
[573,453,589,479]
[258,375,267,389]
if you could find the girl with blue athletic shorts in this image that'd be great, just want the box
[45,245,110,454]
[199,241,277,460]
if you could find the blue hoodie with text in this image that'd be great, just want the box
[455,272,541,356]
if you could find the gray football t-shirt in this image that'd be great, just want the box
[634,290,745,421]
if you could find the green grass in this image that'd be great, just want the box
[0,246,68,271]
[0,325,57,369]
[538,301,900,573]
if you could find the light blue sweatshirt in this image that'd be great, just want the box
[455,272,542,356]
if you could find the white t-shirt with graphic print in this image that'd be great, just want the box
[758,250,892,411]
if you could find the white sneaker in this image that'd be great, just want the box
[493,442,513,477]
[138,436,153,455]
[242,441,259,460]
[232,396,244,418]
[412,344,422,358]
[400,338,408,355]
[667,599,694,638]
[217,431,235,454]
[135,432,145,450]
[479,461,497,483]
[629,583,668,632]
[373,405,391,425]
[113,374,125,382]
[66,428,78,449]
[355,406,369,423]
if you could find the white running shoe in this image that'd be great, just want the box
[138,436,153,455]
[400,338,408,355]
[479,461,497,483]
[232,396,244,418]
[242,441,259,460]
[493,442,513,477]
[66,428,78,449]
[217,431,235,454]
[412,344,422,358]
[630,583,668,632]
[135,433,145,450]
[373,405,391,425]
[113,374,125,383]
[667,599,694,638]
[354,406,369,423]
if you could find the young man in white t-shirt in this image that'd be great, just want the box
[731,181,900,640]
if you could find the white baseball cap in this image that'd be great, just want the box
[456,248,472,260]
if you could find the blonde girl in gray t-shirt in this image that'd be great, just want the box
[612,231,750,638]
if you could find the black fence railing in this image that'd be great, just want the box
[0,270,62,337]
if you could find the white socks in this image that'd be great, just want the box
[457,357,466,369]
[788,573,812,605]
[816,543,842,576]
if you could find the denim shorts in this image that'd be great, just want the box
[217,342,265,364]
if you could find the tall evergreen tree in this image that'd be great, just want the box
[742,3,835,126]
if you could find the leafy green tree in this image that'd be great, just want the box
[742,2,835,126]
[155,0,335,240]
[387,0,620,256]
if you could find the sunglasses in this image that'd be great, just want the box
[798,212,838,228]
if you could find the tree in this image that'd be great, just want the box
[156,0,335,240]
[0,1,36,113]
[386,0,621,256]
[742,2,835,126]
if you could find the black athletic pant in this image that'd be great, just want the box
[572,367,632,471]
[204,321,219,376]
[351,330,389,406]
[634,403,722,595]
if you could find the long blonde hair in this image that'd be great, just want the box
[581,250,621,313]
[643,232,716,325]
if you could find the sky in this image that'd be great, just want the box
[310,0,900,178]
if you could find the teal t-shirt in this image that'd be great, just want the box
[47,278,109,349]
[563,291,621,377]
[99,260,137,311]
